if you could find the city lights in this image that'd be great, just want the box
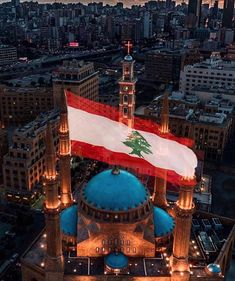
[1,2,234,281]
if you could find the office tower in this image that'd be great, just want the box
[222,0,234,28]
[186,0,202,28]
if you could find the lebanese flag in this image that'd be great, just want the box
[66,91,197,185]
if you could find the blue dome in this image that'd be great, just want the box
[153,207,175,237]
[105,252,128,269]
[124,54,133,61]
[60,204,77,236]
[207,264,221,274]
[83,169,148,211]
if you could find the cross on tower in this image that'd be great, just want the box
[125,41,133,55]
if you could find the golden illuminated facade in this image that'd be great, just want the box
[59,92,73,207]
[44,123,64,281]
[172,178,195,280]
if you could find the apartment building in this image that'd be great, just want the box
[53,59,99,107]
[180,53,235,94]
[145,48,202,85]
[141,92,233,161]
[0,45,17,66]
[0,86,55,127]
[3,111,59,203]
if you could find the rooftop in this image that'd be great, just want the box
[192,85,235,95]
[22,210,235,278]
[184,57,235,72]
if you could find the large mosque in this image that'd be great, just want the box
[21,50,235,281]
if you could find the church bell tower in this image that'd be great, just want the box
[119,41,137,128]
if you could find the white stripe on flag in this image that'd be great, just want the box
[68,106,197,178]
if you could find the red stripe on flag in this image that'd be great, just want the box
[66,90,194,148]
[71,140,195,186]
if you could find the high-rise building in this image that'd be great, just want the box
[211,0,218,19]
[145,48,202,86]
[145,49,182,85]
[186,0,202,28]
[11,0,20,7]
[143,11,152,39]
[222,0,234,28]
[53,60,99,108]
[0,129,8,183]
[0,45,17,66]
[3,111,59,203]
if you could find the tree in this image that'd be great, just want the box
[123,131,153,158]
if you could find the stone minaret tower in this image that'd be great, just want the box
[118,41,137,128]
[171,176,195,281]
[153,88,169,209]
[44,123,64,281]
[59,91,73,207]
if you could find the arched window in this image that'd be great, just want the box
[123,107,128,117]
[123,95,128,103]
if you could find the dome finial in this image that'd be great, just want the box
[112,166,120,175]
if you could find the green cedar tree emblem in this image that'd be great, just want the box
[123,130,153,158]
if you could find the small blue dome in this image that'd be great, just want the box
[153,207,175,237]
[60,205,77,236]
[105,252,128,269]
[84,169,148,211]
[207,263,221,274]
[124,54,133,61]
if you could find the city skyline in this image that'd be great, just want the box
[0,0,225,8]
